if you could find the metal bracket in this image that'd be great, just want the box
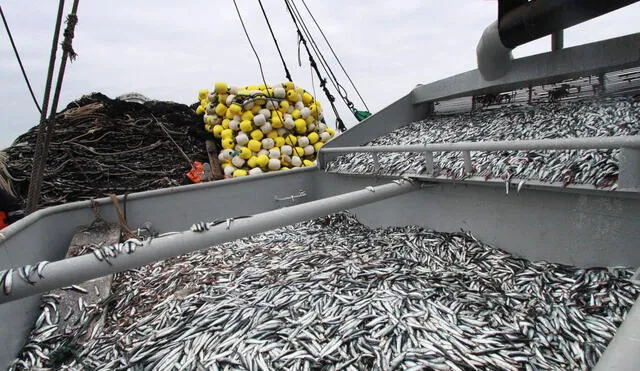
[274,190,308,205]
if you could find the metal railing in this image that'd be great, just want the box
[318,135,640,189]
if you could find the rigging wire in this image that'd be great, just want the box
[232,0,287,129]
[0,4,42,114]
[283,0,347,132]
[231,0,270,98]
[300,0,369,111]
[257,0,292,82]
[287,1,346,106]
[286,0,369,123]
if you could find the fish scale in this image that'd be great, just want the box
[326,97,640,188]
[9,212,639,370]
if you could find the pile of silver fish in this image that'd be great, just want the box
[326,97,640,188]
[10,213,638,370]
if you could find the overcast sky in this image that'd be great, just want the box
[1,1,639,149]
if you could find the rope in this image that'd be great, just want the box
[283,0,347,132]
[257,0,292,82]
[0,5,42,114]
[26,0,80,213]
[61,13,78,61]
[300,0,369,111]
[26,0,66,213]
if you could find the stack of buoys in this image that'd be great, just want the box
[196,82,335,178]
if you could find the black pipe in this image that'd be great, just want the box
[551,31,564,50]
[499,0,639,49]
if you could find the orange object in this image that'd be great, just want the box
[0,211,8,230]
[186,161,204,183]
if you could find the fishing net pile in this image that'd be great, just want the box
[326,96,640,189]
[195,81,335,178]
[11,213,638,370]
[2,93,209,208]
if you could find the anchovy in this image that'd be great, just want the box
[2,268,13,295]
[325,97,640,190]
[9,212,639,370]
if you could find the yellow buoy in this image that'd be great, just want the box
[307,132,319,144]
[313,141,324,152]
[232,169,247,177]
[294,119,307,134]
[247,156,259,168]
[215,82,229,94]
[303,159,314,167]
[284,134,297,146]
[240,120,253,133]
[198,89,209,101]
[302,92,313,105]
[274,136,285,147]
[286,89,298,102]
[241,111,254,122]
[294,146,305,156]
[327,128,336,137]
[271,113,283,128]
[222,138,235,149]
[222,118,231,129]
[279,100,289,113]
[213,125,223,138]
[229,103,242,115]
[250,129,264,141]
[267,131,278,139]
[251,104,263,114]
[215,103,227,116]
[239,146,252,160]
[221,128,234,139]
[196,105,205,115]
[248,139,262,153]
[257,154,270,167]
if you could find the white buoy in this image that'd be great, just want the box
[226,94,236,106]
[236,133,249,146]
[262,138,275,150]
[269,148,281,159]
[320,132,331,142]
[303,145,315,156]
[249,167,263,175]
[281,145,293,156]
[223,165,236,177]
[231,156,245,168]
[300,107,311,119]
[268,158,281,170]
[260,108,271,118]
[291,156,302,167]
[297,136,310,147]
[284,117,295,130]
[229,120,240,131]
[254,113,266,126]
[260,122,272,134]
[274,87,286,99]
